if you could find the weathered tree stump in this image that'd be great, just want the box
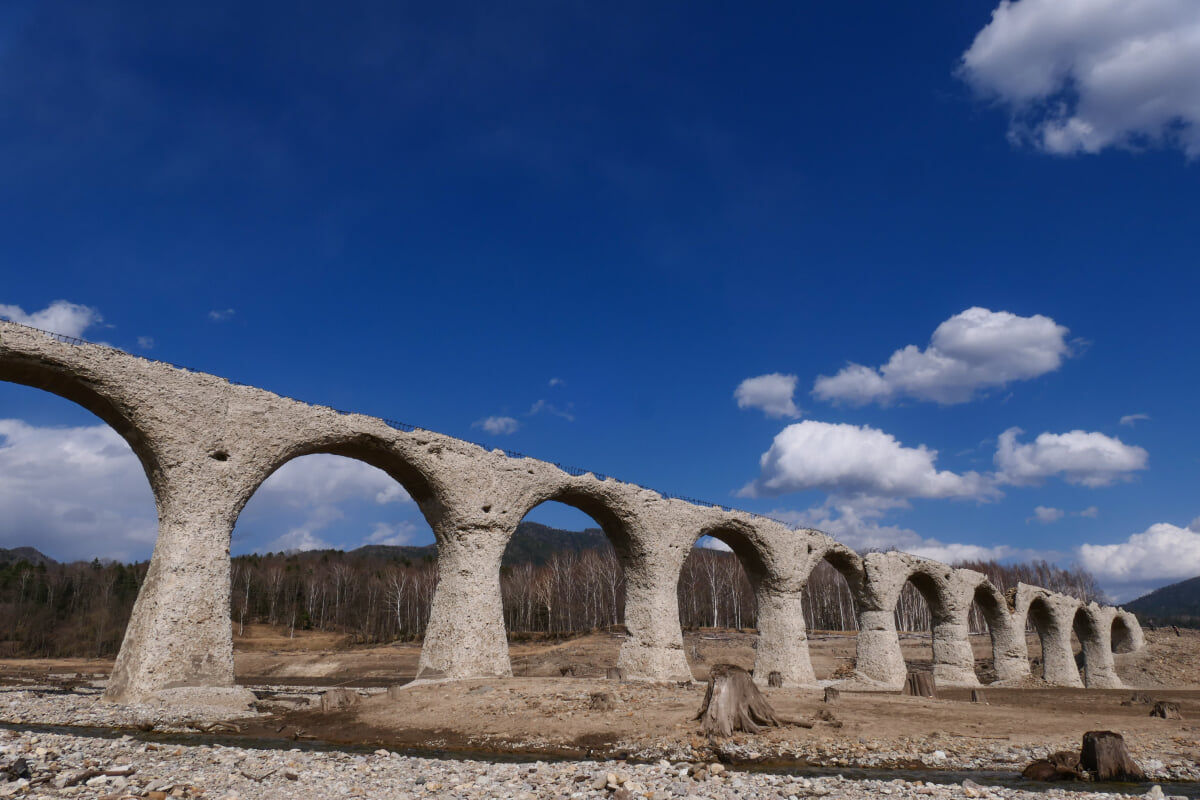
[1080,731,1146,782]
[559,664,579,677]
[901,672,937,698]
[605,667,625,681]
[320,688,360,712]
[386,685,406,701]
[823,686,840,703]
[970,689,987,704]
[1121,692,1154,706]
[696,664,786,738]
[1150,701,1183,720]
[767,671,783,688]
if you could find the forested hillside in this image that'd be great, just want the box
[0,525,1108,658]
[1125,575,1200,628]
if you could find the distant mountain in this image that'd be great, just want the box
[342,521,606,567]
[0,547,56,567]
[1124,575,1200,628]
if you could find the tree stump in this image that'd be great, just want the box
[320,688,360,712]
[605,667,625,681]
[1150,701,1183,720]
[589,691,617,711]
[970,689,987,704]
[767,671,783,688]
[901,672,937,698]
[1080,731,1146,782]
[823,686,840,703]
[1022,750,1082,781]
[695,664,784,738]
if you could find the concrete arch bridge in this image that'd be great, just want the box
[0,319,1144,705]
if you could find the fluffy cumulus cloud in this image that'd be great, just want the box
[813,308,1070,406]
[0,420,157,562]
[775,502,1053,564]
[0,300,102,338]
[473,416,520,435]
[1030,505,1065,524]
[741,420,995,501]
[994,427,1148,487]
[734,373,801,419]
[960,0,1200,157]
[1077,519,1200,601]
[254,454,411,507]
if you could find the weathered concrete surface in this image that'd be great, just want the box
[0,318,1144,703]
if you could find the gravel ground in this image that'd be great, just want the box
[0,688,1196,799]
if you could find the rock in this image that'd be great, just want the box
[1081,730,1147,782]
[1150,701,1183,720]
[1145,786,1165,800]
[962,778,985,797]
[589,691,617,711]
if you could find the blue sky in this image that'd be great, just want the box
[1,1,1198,602]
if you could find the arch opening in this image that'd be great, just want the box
[677,528,763,677]
[500,499,629,677]
[803,554,860,680]
[1025,595,1055,679]
[0,385,159,659]
[967,582,1009,684]
[1071,606,1097,683]
[894,571,945,677]
[1111,615,1137,654]
[231,452,437,658]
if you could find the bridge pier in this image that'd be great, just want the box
[617,548,693,682]
[752,587,816,686]
[104,471,254,708]
[418,526,512,681]
[853,609,906,687]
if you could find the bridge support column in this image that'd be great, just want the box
[991,617,1031,683]
[931,616,979,687]
[1040,620,1084,687]
[418,528,511,680]
[752,587,816,687]
[104,481,252,708]
[618,552,692,682]
[1077,609,1122,688]
[853,609,905,688]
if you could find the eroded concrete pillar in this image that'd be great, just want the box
[854,609,906,687]
[104,475,252,708]
[1077,606,1122,688]
[1039,619,1084,687]
[753,587,816,687]
[418,526,512,680]
[990,618,1030,683]
[618,549,692,682]
[931,617,979,687]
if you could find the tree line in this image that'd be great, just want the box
[0,543,1109,658]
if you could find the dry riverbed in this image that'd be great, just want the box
[0,628,1196,798]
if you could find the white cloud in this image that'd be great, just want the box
[696,536,732,552]
[265,528,331,554]
[529,399,575,422]
[256,454,412,507]
[812,308,1070,406]
[137,336,154,350]
[1078,505,1100,518]
[1120,413,1150,427]
[363,521,420,547]
[741,420,995,501]
[734,373,801,419]
[1029,505,1065,524]
[473,416,520,435]
[208,308,235,321]
[0,300,102,339]
[994,427,1148,487]
[548,377,564,387]
[1077,520,1200,601]
[778,501,1051,564]
[0,419,156,562]
[960,0,1200,157]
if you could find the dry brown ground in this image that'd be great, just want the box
[2,625,1197,766]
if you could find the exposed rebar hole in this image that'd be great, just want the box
[481,504,492,513]
[210,451,230,462]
